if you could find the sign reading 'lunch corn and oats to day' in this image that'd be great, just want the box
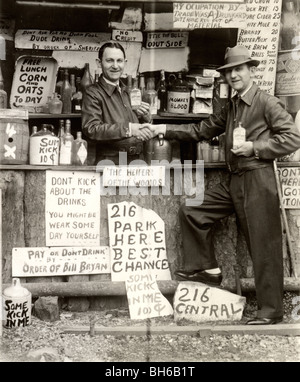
[45,171,101,246]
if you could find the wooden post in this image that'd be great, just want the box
[0,190,2,337]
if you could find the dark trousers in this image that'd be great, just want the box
[179,166,283,319]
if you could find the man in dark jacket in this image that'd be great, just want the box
[82,41,152,164]
[151,45,300,325]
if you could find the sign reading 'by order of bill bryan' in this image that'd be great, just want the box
[45,171,101,246]
[12,246,110,277]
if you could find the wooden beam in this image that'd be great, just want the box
[2,278,300,298]
[62,324,300,337]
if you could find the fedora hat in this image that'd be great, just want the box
[217,45,260,72]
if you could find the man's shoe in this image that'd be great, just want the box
[175,269,222,286]
[246,317,283,325]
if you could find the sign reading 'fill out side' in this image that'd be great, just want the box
[108,201,171,282]
[45,171,101,246]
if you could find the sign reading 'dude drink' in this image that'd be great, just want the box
[12,247,110,277]
[108,201,171,282]
[174,282,246,323]
[45,171,101,247]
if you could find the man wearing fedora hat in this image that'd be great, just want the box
[150,45,300,325]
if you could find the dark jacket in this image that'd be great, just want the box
[165,83,300,173]
[81,75,149,158]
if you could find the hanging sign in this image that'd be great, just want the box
[174,282,246,323]
[173,3,247,29]
[237,0,282,95]
[277,167,300,209]
[146,32,189,49]
[15,30,111,51]
[108,201,172,282]
[10,55,58,112]
[112,30,143,43]
[12,246,110,277]
[275,50,300,96]
[126,273,174,320]
[45,171,101,247]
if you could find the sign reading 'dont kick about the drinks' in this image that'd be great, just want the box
[108,201,172,282]
[45,171,101,246]
[12,247,110,277]
[174,282,246,323]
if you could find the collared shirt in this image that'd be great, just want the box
[82,74,140,141]
[165,83,300,173]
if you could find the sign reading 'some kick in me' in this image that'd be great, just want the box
[12,247,110,277]
[278,167,300,209]
[46,171,101,246]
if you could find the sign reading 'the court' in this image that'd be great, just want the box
[45,171,101,246]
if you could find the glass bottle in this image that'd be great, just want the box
[31,126,38,136]
[61,69,72,114]
[233,122,246,150]
[157,69,167,113]
[70,74,76,97]
[130,77,142,110]
[72,77,83,114]
[127,74,133,94]
[72,131,88,166]
[167,72,190,114]
[80,63,93,93]
[139,73,146,100]
[59,119,74,165]
[58,119,65,140]
[0,64,8,108]
[48,92,63,114]
[55,68,64,95]
[143,77,158,115]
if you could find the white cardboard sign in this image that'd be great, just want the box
[12,246,110,277]
[108,201,172,282]
[45,171,101,247]
[126,273,174,319]
[174,282,246,323]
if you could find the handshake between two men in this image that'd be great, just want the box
[130,123,166,142]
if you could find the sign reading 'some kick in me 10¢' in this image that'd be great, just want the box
[45,171,101,247]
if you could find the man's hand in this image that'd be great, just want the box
[148,124,167,137]
[231,141,254,157]
[135,102,151,121]
[130,123,153,141]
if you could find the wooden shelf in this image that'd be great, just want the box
[1,162,299,171]
[29,113,81,119]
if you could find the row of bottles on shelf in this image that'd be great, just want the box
[197,135,226,162]
[127,70,189,116]
[29,119,88,166]
[47,63,95,115]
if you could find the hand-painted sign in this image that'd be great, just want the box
[126,273,173,319]
[237,0,282,95]
[174,282,246,323]
[45,171,101,246]
[278,167,300,209]
[108,201,171,282]
[173,3,247,29]
[15,30,110,51]
[10,56,58,112]
[12,246,110,277]
[112,30,143,43]
[103,166,165,187]
[146,32,189,49]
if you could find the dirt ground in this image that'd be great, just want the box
[1,292,299,363]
